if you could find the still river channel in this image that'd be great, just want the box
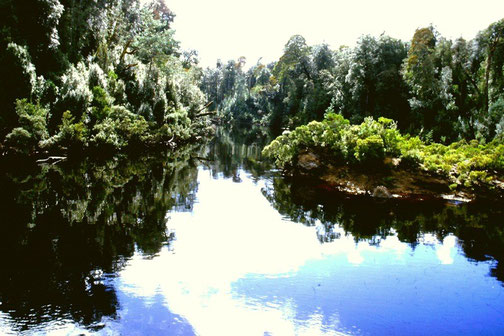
[0,127,503,335]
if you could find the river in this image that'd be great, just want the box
[0,127,503,335]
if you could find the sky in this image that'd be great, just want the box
[165,0,504,68]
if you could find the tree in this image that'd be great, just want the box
[1,0,210,154]
[271,35,313,128]
[0,43,39,137]
[403,27,457,139]
[450,38,480,138]
[330,36,409,127]
[133,4,179,66]
[476,19,504,114]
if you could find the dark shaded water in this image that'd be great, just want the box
[0,127,503,335]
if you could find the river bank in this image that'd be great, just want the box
[263,114,504,203]
[293,149,504,202]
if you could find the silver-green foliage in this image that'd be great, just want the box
[263,112,504,189]
[5,100,49,153]
[263,112,400,167]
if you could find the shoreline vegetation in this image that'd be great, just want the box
[262,113,504,202]
[0,0,213,159]
[197,18,504,203]
[2,1,504,202]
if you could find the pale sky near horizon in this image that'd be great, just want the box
[164,0,504,68]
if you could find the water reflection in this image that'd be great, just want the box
[0,146,201,334]
[116,169,344,336]
[261,176,504,285]
[204,126,274,182]
[1,127,504,335]
[114,166,504,335]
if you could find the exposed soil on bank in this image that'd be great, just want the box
[292,150,504,203]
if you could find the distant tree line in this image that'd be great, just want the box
[200,20,504,143]
[0,0,210,156]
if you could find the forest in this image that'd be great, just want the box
[1,2,504,333]
[200,23,504,143]
[198,20,504,197]
[0,0,210,156]
[0,0,503,197]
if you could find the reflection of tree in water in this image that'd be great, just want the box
[203,126,274,181]
[262,176,504,285]
[0,146,200,332]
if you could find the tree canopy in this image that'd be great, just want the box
[0,0,211,156]
[201,18,504,143]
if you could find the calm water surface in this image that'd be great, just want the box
[0,127,503,335]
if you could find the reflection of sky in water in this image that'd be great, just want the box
[2,167,503,335]
[112,168,503,335]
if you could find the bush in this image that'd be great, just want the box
[355,135,385,163]
[4,128,33,154]
[41,110,88,150]
[90,86,113,124]
[4,99,48,153]
[110,106,150,145]
[57,62,92,116]
[263,113,504,190]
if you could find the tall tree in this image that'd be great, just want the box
[403,27,457,139]
[477,19,504,114]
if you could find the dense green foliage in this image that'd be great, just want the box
[0,0,210,155]
[263,113,504,190]
[1,1,503,194]
[201,20,504,143]
[197,17,504,195]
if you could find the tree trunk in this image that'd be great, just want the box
[484,49,492,114]
[484,31,502,114]
[120,39,134,62]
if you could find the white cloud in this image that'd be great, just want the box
[116,168,414,335]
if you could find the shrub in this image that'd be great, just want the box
[4,99,48,153]
[355,135,385,163]
[90,86,113,124]
[90,118,123,149]
[4,128,33,154]
[41,110,88,149]
[57,62,92,116]
[263,113,504,190]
